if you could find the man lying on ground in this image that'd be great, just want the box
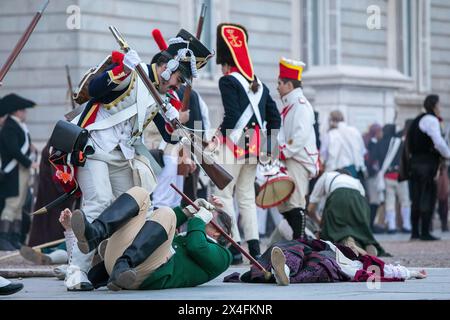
[61,187,233,291]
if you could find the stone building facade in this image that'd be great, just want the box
[0,0,449,147]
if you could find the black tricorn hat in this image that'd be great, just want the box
[151,29,212,84]
[0,93,35,116]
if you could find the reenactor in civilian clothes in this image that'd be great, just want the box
[214,23,281,263]
[276,58,320,239]
[320,110,367,182]
[401,94,450,241]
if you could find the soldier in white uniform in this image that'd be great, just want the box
[276,58,320,239]
[63,29,212,291]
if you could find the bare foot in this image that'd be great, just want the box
[59,208,73,231]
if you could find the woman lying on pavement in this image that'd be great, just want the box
[224,237,426,286]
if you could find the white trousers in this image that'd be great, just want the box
[213,146,259,242]
[2,166,30,222]
[384,179,411,230]
[277,159,309,212]
[70,149,136,275]
[77,149,136,222]
[151,154,183,208]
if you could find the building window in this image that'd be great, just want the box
[397,0,413,77]
[301,0,339,68]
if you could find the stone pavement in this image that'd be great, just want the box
[1,230,450,300]
[1,266,450,300]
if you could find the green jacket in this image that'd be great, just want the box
[139,207,232,290]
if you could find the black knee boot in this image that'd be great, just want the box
[229,243,243,265]
[72,192,141,254]
[9,220,22,250]
[107,220,168,291]
[0,220,15,251]
[420,210,440,241]
[247,239,261,260]
[438,200,449,232]
[282,208,305,240]
[410,208,421,239]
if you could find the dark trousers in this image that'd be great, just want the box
[409,159,438,237]
[438,200,448,230]
[182,167,200,207]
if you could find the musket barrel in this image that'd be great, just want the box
[0,0,50,82]
[39,0,50,13]
[109,25,232,190]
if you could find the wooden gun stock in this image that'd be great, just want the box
[109,25,233,190]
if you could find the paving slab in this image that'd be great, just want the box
[1,267,450,300]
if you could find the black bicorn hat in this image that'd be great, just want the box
[216,23,254,82]
[0,93,36,116]
[151,29,213,85]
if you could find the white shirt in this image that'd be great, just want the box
[419,114,450,159]
[89,108,135,160]
[309,171,365,203]
[321,122,366,172]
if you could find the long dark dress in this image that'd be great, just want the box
[321,188,386,255]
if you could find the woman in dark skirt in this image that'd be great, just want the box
[307,170,388,257]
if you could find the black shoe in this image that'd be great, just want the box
[0,283,23,296]
[372,225,386,234]
[387,229,397,235]
[107,258,136,291]
[410,234,420,241]
[72,192,140,254]
[420,234,440,241]
[401,228,412,234]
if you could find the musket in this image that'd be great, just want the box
[63,64,85,121]
[109,25,233,190]
[170,183,272,280]
[0,238,64,262]
[0,0,50,83]
[65,65,76,110]
[32,187,78,215]
[181,3,207,112]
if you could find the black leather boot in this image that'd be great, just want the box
[410,209,421,240]
[247,239,261,260]
[9,220,23,250]
[420,211,440,241]
[71,192,140,254]
[107,220,168,291]
[0,220,15,251]
[228,243,243,265]
[282,208,305,240]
